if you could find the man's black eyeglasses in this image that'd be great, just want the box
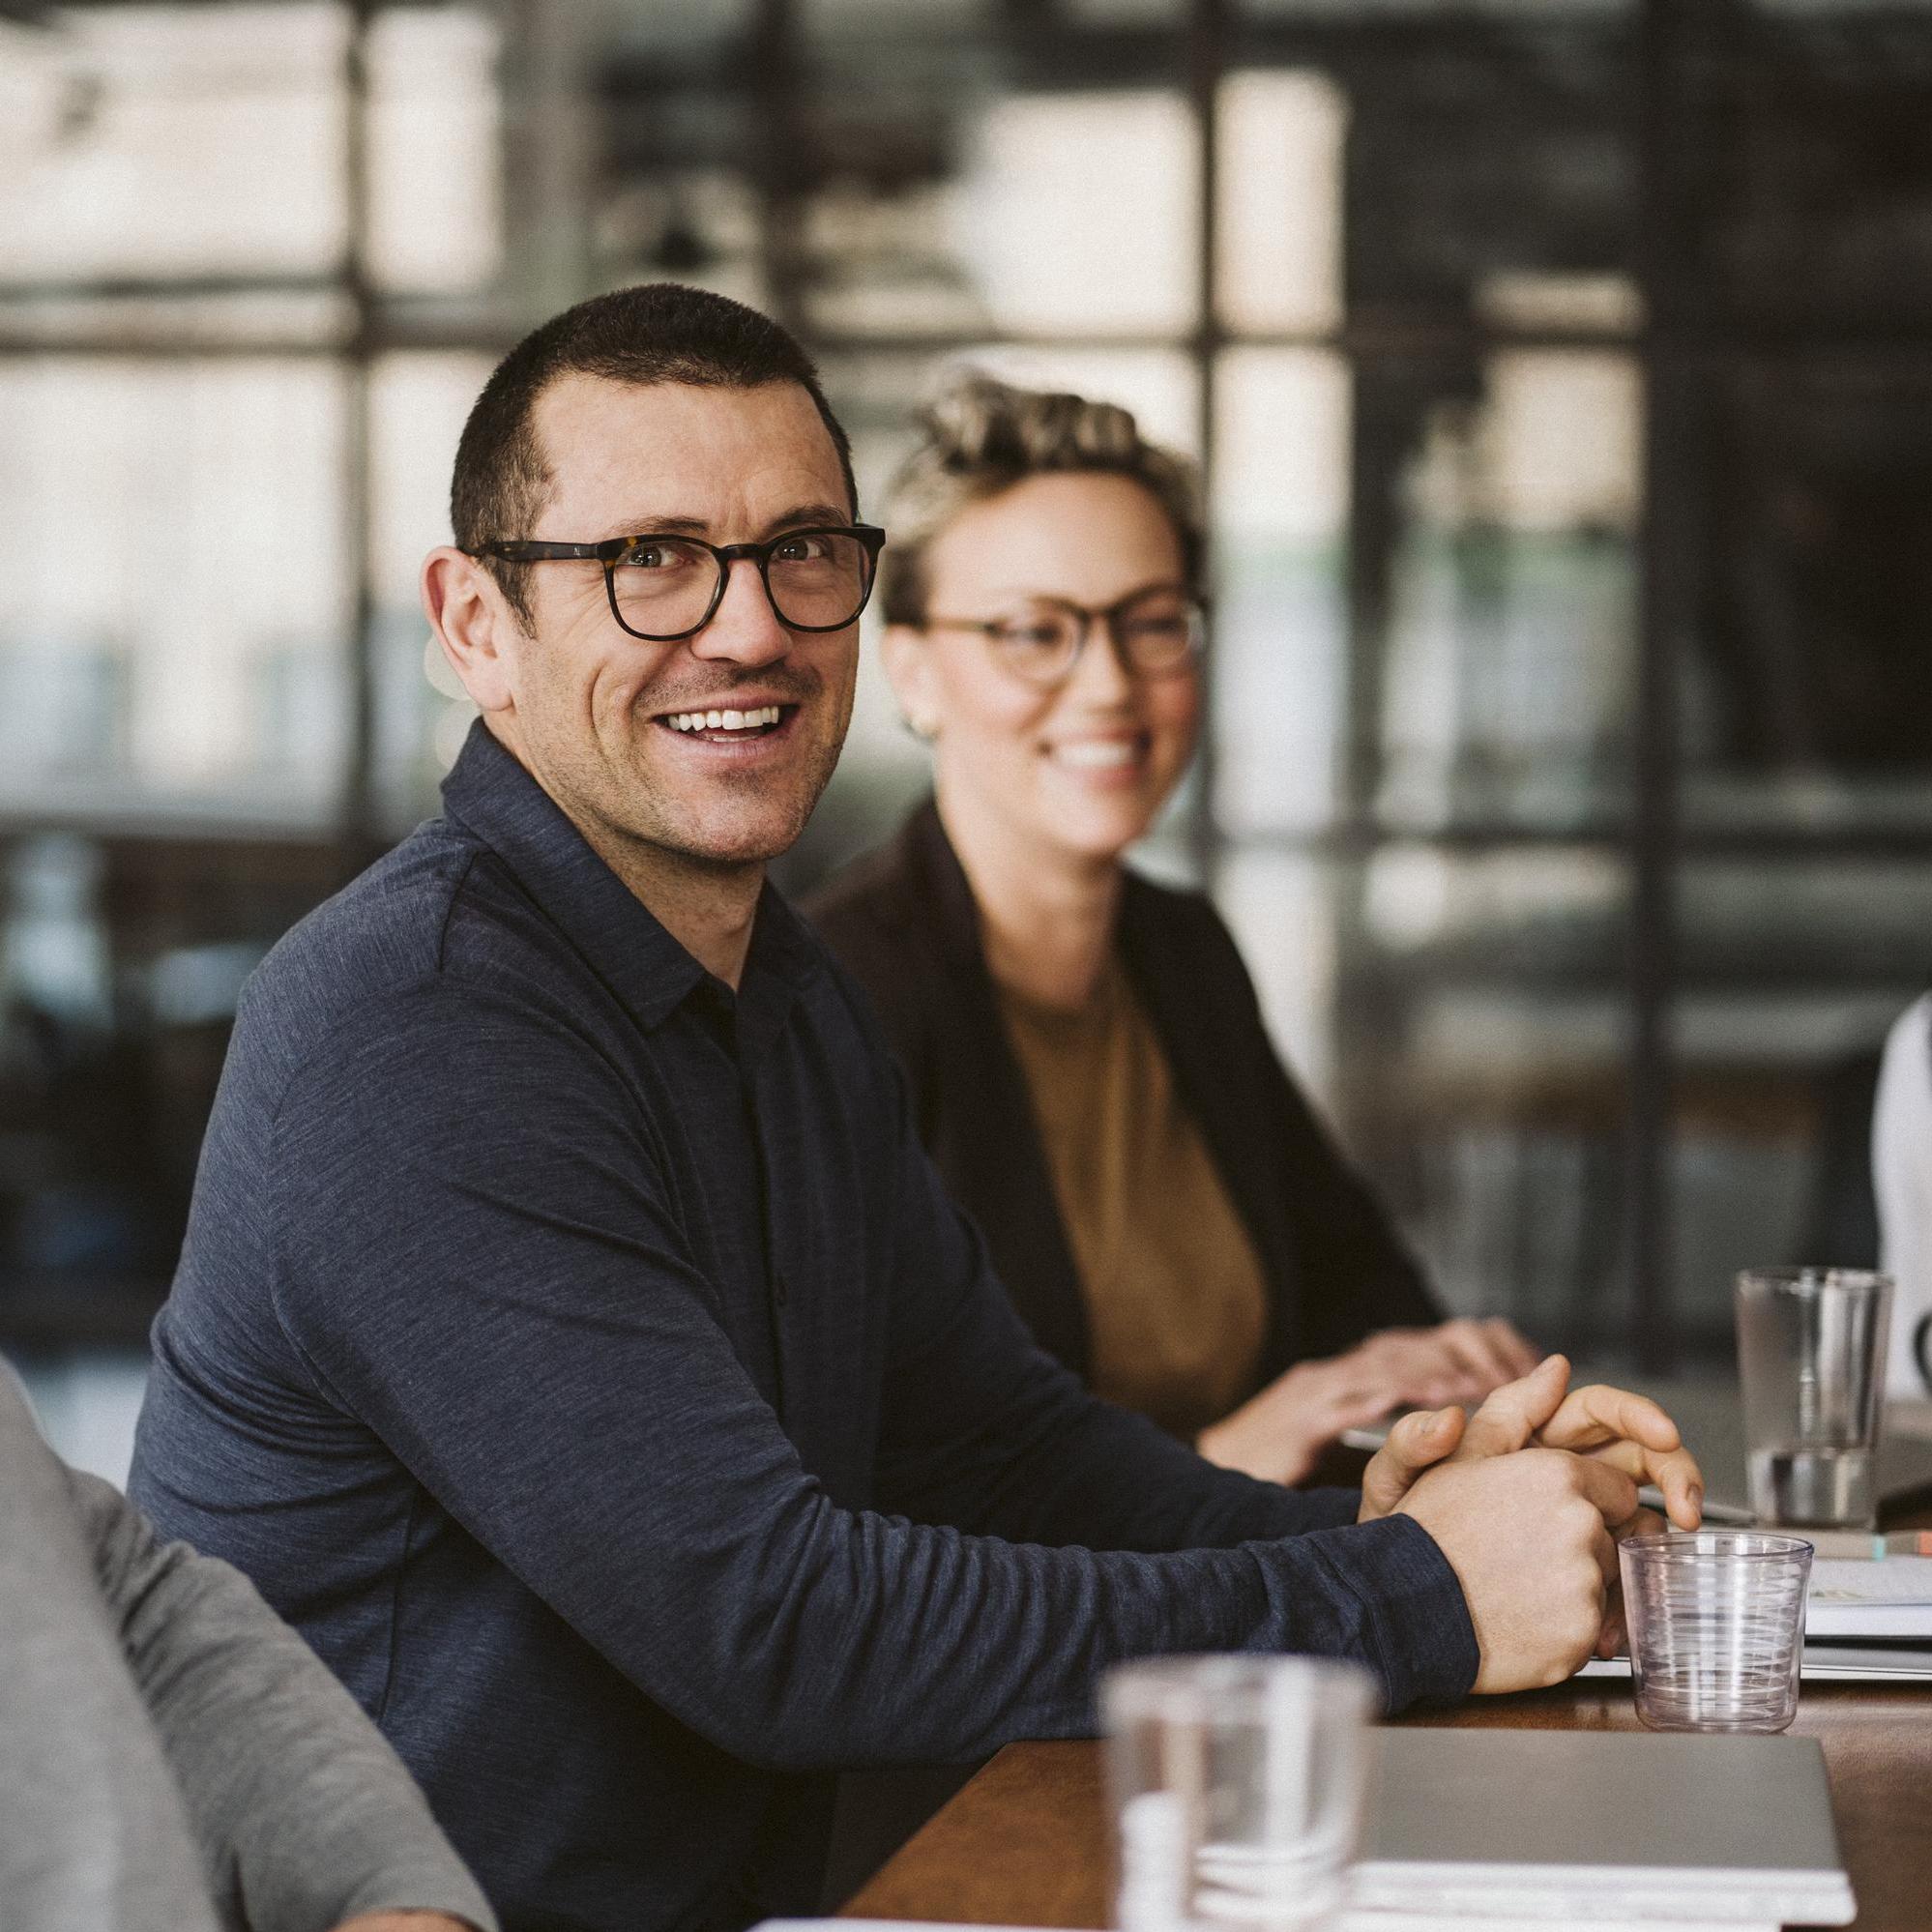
[469,524,887,642]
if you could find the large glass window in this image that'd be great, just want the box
[9,0,1932,1410]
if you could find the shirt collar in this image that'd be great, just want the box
[440,720,819,1039]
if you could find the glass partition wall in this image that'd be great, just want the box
[6,0,1932,1401]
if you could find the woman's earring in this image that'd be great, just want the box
[904,710,939,742]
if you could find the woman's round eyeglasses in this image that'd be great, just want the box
[919,585,1205,688]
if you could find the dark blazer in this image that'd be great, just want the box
[804,802,1441,1400]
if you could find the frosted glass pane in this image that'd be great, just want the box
[1216,70,1346,336]
[366,11,503,296]
[368,353,492,825]
[1478,350,1642,536]
[956,92,1198,336]
[1210,349,1351,834]
[0,7,348,281]
[0,360,348,822]
[1215,846,1338,1103]
[1380,350,1640,833]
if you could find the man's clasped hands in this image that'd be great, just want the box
[1355,1355,1704,1692]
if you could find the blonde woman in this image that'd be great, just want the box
[806,374,1539,1482]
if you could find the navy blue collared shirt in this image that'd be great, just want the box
[131,723,1477,1932]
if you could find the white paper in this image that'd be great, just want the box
[1806,1555,1932,1637]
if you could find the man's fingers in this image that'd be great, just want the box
[1589,1517,1621,1592]
[1577,1441,1704,1529]
[1537,1387,1703,1529]
[1537,1384,1682,1455]
[1570,1451,1642,1532]
[1616,1507,1667,1541]
[1450,1353,1572,1461]
[1359,1406,1467,1521]
[1596,1603,1627,1659]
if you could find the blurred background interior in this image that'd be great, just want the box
[4,0,1932,1480]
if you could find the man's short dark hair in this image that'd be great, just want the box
[451,282,858,626]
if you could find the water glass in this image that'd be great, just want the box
[1102,1655,1376,1932]
[1620,1531,1814,1733]
[1737,1267,1892,1529]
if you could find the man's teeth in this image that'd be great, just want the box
[1053,740,1139,770]
[665,705,783,733]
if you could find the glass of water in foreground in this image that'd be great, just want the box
[1621,1531,1814,1733]
[1102,1655,1376,1932]
[1737,1267,1892,1529]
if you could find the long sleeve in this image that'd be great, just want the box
[129,744,1481,1928]
[260,988,1476,1774]
[74,1465,497,1932]
[0,1377,220,1932]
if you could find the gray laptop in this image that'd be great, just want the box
[1355,1728,1855,1925]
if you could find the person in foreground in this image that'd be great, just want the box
[128,284,1701,1932]
[806,374,1537,1483]
[0,1369,492,1932]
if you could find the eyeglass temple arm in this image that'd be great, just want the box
[472,541,609,562]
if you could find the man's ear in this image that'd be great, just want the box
[424,547,521,717]
[879,623,941,740]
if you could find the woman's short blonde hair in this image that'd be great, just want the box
[877,371,1205,627]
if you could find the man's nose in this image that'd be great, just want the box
[688,556,790,666]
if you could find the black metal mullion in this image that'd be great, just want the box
[1626,0,1707,1375]
[339,0,380,871]
[749,0,808,337]
[1187,0,1230,893]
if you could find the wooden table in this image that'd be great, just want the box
[847,1683,1932,1932]
[850,1483,1932,1932]
[854,1468,1932,1924]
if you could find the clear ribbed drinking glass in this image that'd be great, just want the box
[1102,1655,1376,1932]
[1620,1531,1814,1733]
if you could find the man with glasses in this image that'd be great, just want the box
[130,284,1697,1932]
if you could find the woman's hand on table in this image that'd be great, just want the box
[1346,1317,1544,1408]
[1197,1355,1411,1484]
[1193,1316,1542,1486]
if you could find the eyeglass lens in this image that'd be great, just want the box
[611,531,873,638]
[987,592,1198,683]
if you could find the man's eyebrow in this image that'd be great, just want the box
[760,502,852,536]
[584,504,853,543]
[589,512,709,540]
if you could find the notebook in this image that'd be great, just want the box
[1352,1727,1854,1924]
[1805,1555,1932,1639]
[1581,1642,1932,1683]
[780,1917,1778,1932]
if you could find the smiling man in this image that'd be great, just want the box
[128,286,1696,1932]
